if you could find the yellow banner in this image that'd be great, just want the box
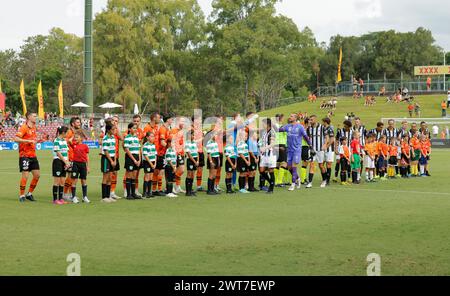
[337,47,343,83]
[414,65,450,76]
[58,81,64,118]
[20,79,27,115]
[37,80,45,119]
[0,79,2,93]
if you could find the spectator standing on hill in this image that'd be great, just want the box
[407,103,414,118]
[442,101,447,117]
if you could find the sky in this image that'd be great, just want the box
[1,0,449,52]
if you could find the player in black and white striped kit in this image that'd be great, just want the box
[369,121,385,177]
[321,117,335,187]
[258,118,277,194]
[306,115,326,189]
[384,119,399,145]
[334,120,353,182]
[353,117,367,171]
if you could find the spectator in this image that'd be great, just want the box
[408,103,414,118]
[414,102,421,118]
[432,125,439,139]
[447,90,450,108]
[426,77,432,91]
[442,101,448,117]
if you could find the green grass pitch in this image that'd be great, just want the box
[1,94,450,275]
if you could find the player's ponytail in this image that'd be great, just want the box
[56,126,69,137]
[127,123,136,135]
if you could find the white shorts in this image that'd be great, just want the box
[364,155,375,169]
[260,155,277,169]
[313,151,325,164]
[335,154,341,161]
[324,152,335,163]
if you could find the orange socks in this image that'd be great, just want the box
[63,177,73,194]
[215,170,221,186]
[110,173,117,192]
[19,177,27,196]
[152,174,158,191]
[175,172,182,187]
[158,175,163,191]
[196,170,203,187]
[29,177,39,193]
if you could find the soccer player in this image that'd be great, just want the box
[101,123,117,203]
[123,123,142,200]
[321,117,335,187]
[224,134,237,194]
[274,114,289,187]
[353,117,367,171]
[334,120,353,182]
[400,135,411,178]
[364,134,376,182]
[387,137,399,178]
[206,130,221,195]
[123,115,145,198]
[110,115,124,200]
[156,115,172,195]
[185,130,199,197]
[278,113,313,191]
[193,115,206,192]
[370,122,385,177]
[63,117,82,201]
[164,138,178,198]
[419,135,430,177]
[236,129,251,194]
[306,115,327,188]
[247,130,259,192]
[384,119,400,176]
[377,135,388,180]
[142,132,157,198]
[170,117,187,194]
[144,113,165,196]
[71,133,90,204]
[259,118,277,194]
[338,137,350,185]
[52,126,71,205]
[14,112,40,202]
[409,131,421,177]
[300,117,311,185]
[350,131,362,184]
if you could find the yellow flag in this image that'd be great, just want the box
[37,80,45,119]
[0,79,2,93]
[58,81,64,118]
[337,47,343,83]
[20,79,27,115]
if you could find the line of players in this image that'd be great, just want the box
[14,111,432,204]
[272,115,432,189]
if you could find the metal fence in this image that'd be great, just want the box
[319,77,450,97]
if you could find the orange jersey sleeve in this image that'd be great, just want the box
[16,124,37,158]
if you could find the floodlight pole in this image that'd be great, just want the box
[84,0,94,114]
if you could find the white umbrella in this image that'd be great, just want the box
[99,102,123,109]
[71,102,90,108]
[133,104,139,115]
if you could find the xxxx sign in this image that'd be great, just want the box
[414,65,450,76]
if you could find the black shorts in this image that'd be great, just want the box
[101,155,114,173]
[113,158,120,172]
[19,157,40,173]
[52,159,67,177]
[207,157,220,170]
[72,162,87,180]
[301,146,311,162]
[225,158,237,173]
[177,155,185,167]
[198,152,205,167]
[340,158,350,171]
[277,145,287,163]
[249,156,258,171]
[218,153,224,167]
[143,160,155,174]
[186,158,198,171]
[156,155,165,170]
[400,153,410,166]
[388,156,398,166]
[125,154,140,172]
[237,157,249,173]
